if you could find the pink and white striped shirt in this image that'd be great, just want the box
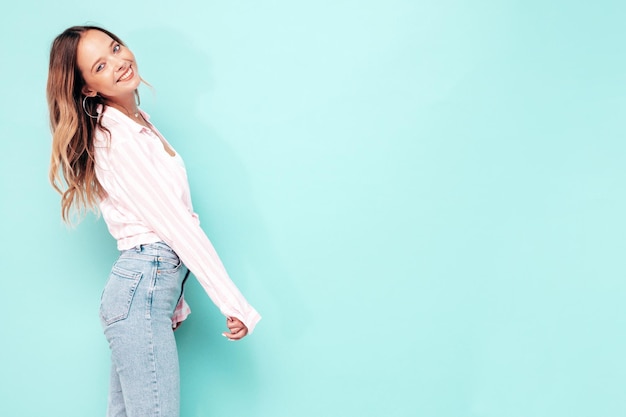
[93,105,261,333]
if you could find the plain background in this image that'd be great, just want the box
[1,1,625,416]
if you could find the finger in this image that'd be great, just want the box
[226,317,244,330]
[226,325,244,336]
[222,327,248,341]
[228,326,243,334]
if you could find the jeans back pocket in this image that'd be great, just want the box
[100,265,143,326]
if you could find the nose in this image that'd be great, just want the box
[110,56,125,71]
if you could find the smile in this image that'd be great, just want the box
[118,66,134,82]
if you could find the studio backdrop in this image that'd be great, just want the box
[1,1,625,416]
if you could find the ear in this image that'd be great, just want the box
[81,86,97,97]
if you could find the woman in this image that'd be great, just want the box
[47,25,261,417]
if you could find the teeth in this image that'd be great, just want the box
[119,67,133,81]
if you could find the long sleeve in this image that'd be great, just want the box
[94,110,261,333]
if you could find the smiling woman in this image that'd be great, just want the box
[46,25,261,417]
[73,29,177,155]
[76,30,142,113]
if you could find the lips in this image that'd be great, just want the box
[118,66,134,82]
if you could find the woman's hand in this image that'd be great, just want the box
[223,317,248,341]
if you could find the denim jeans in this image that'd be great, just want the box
[100,242,188,417]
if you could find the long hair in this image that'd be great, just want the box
[47,25,128,223]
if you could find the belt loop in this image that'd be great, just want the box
[134,244,142,252]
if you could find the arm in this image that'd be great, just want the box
[98,129,261,334]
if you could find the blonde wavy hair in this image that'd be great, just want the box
[47,26,132,223]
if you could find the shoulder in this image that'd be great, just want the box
[94,108,137,148]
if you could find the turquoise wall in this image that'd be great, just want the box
[1,1,625,416]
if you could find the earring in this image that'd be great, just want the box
[82,95,99,119]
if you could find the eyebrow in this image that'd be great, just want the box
[90,40,117,72]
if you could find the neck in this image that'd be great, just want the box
[107,96,140,119]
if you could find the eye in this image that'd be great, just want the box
[96,63,105,72]
[113,43,121,53]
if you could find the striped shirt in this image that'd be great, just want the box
[93,105,261,333]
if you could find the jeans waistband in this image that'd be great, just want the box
[126,241,178,258]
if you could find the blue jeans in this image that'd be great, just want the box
[100,242,188,417]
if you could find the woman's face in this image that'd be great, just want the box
[76,29,141,101]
